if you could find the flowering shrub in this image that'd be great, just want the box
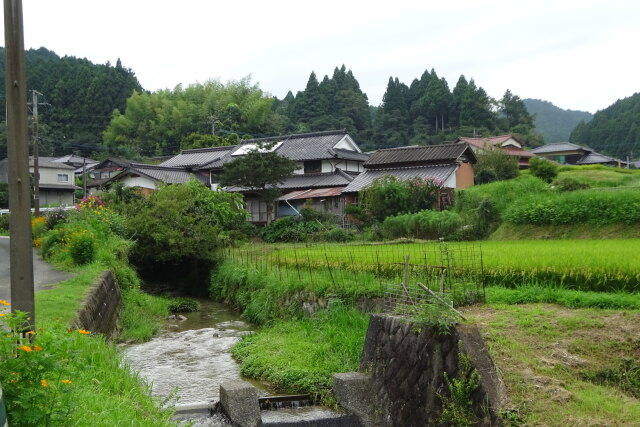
[75,194,104,211]
[0,302,79,425]
[45,207,69,230]
[31,216,47,240]
[68,229,97,265]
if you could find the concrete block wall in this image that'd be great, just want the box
[72,270,122,338]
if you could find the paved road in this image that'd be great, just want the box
[0,236,74,303]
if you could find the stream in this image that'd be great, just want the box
[123,300,263,423]
[123,298,353,426]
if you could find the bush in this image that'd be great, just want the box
[260,216,324,243]
[68,230,97,265]
[45,207,69,230]
[380,210,463,240]
[529,157,558,183]
[31,216,47,240]
[0,213,9,232]
[474,149,519,184]
[317,227,354,243]
[167,297,200,313]
[504,188,640,225]
[554,176,591,192]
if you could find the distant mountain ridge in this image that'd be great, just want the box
[523,98,593,144]
[569,92,640,160]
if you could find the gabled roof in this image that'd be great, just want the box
[364,143,476,169]
[103,163,208,187]
[91,157,135,170]
[159,129,368,171]
[343,164,458,193]
[456,134,523,149]
[530,142,590,155]
[576,152,621,165]
[29,158,76,170]
[53,154,97,165]
[159,145,236,169]
[225,169,356,193]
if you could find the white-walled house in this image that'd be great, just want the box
[0,157,77,206]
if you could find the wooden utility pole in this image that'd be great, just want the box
[4,0,35,330]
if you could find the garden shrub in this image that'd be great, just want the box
[68,230,97,265]
[474,149,519,184]
[317,227,354,243]
[31,216,47,240]
[260,216,324,243]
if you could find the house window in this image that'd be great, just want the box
[57,174,69,183]
[304,160,322,174]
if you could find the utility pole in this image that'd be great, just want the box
[4,0,36,331]
[31,89,42,217]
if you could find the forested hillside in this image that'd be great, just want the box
[523,98,592,143]
[570,92,640,160]
[0,47,142,159]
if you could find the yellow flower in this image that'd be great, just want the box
[0,299,9,306]
[18,345,32,352]
[33,345,43,351]
[41,379,48,387]
[0,313,5,317]
[26,330,35,335]
[77,329,90,335]
[62,380,72,384]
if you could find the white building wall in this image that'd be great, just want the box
[321,159,362,173]
[122,175,157,190]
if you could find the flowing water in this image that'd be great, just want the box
[123,300,263,409]
[123,298,353,426]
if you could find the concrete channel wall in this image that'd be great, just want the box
[334,314,509,426]
[72,270,122,338]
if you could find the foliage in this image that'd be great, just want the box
[473,149,520,184]
[0,305,174,426]
[219,146,298,223]
[570,92,640,160]
[67,229,97,265]
[103,77,282,157]
[0,182,8,208]
[380,209,463,240]
[582,357,640,398]
[231,305,368,404]
[554,176,591,192]
[260,216,324,243]
[523,98,592,144]
[127,180,247,292]
[44,207,69,230]
[31,216,47,240]
[411,302,462,336]
[0,47,142,158]
[360,175,443,222]
[504,188,640,226]
[486,285,640,310]
[167,297,201,313]
[118,289,171,343]
[528,157,558,183]
[0,213,9,232]
[437,349,481,426]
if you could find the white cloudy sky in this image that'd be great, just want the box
[8,0,640,113]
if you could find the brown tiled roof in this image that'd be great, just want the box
[364,144,475,169]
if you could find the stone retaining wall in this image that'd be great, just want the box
[335,314,508,426]
[72,270,122,338]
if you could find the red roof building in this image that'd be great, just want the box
[454,134,535,168]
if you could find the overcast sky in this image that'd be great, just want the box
[7,0,639,113]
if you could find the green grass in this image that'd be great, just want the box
[557,164,640,188]
[231,305,369,404]
[465,304,640,425]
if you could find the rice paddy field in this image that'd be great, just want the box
[230,239,640,293]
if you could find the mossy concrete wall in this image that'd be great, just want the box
[335,314,508,426]
[73,270,122,338]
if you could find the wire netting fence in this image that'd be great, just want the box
[225,241,485,310]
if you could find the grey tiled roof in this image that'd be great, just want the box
[104,163,207,186]
[160,146,235,169]
[364,144,475,168]
[530,142,589,154]
[29,159,76,170]
[576,152,620,165]
[225,169,356,193]
[343,164,457,193]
